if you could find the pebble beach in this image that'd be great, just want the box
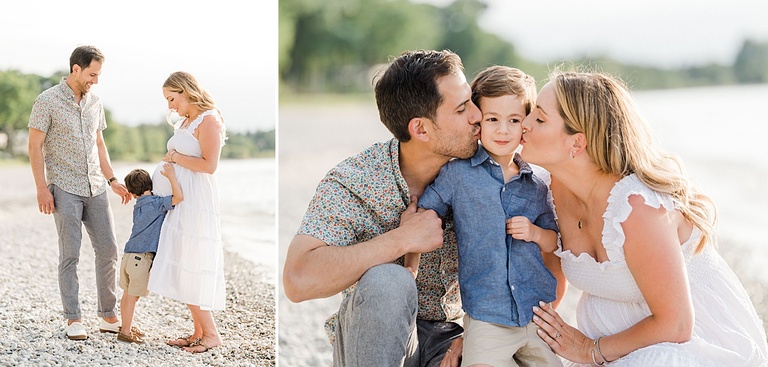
[0,162,275,367]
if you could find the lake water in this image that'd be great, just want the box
[216,158,276,276]
[632,84,768,283]
[634,84,768,170]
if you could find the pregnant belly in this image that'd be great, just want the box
[151,162,173,196]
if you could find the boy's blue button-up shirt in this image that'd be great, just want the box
[124,195,174,254]
[419,145,559,327]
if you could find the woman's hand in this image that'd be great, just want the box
[163,149,177,163]
[439,336,463,367]
[532,301,594,364]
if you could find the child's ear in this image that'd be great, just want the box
[408,117,430,142]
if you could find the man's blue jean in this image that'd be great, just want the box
[51,185,118,320]
[333,264,463,367]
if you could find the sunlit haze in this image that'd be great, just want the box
[417,0,768,68]
[0,1,277,133]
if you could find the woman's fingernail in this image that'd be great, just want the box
[533,306,540,312]
[539,301,547,307]
[533,315,540,321]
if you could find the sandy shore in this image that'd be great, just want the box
[0,163,275,367]
[277,102,768,367]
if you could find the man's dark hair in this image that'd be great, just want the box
[69,45,105,73]
[124,169,152,197]
[374,49,464,142]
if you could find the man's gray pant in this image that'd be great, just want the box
[51,185,118,320]
[333,264,463,367]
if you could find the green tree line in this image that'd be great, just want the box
[279,0,768,94]
[0,70,274,160]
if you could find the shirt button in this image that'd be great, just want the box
[510,285,515,291]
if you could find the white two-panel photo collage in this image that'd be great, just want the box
[1,0,767,366]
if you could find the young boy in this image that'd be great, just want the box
[405,66,563,366]
[117,163,183,344]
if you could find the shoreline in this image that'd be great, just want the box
[0,163,276,366]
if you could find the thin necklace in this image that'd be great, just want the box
[181,113,199,129]
[578,179,600,230]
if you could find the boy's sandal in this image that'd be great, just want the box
[185,338,215,353]
[119,326,146,337]
[167,336,196,347]
[117,331,145,344]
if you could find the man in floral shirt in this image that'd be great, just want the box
[28,45,132,341]
[283,49,481,367]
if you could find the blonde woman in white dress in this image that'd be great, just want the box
[514,70,768,366]
[148,71,227,353]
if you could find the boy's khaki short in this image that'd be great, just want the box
[119,252,154,297]
[460,314,562,367]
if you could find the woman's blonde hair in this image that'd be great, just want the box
[163,71,222,126]
[551,70,716,252]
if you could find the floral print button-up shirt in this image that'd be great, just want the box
[298,138,463,345]
[28,77,108,197]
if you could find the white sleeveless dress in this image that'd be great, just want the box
[556,174,767,366]
[147,109,226,311]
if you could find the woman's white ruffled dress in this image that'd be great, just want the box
[558,174,767,366]
[147,109,226,311]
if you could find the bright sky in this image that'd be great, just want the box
[4,1,767,133]
[0,1,277,133]
[421,0,768,68]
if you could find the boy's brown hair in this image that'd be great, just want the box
[471,65,537,114]
[124,169,152,197]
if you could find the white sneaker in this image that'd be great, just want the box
[98,319,121,334]
[66,322,87,340]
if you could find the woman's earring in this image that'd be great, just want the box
[522,128,528,134]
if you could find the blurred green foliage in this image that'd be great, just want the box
[279,0,768,94]
[0,70,274,160]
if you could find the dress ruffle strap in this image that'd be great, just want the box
[602,174,677,264]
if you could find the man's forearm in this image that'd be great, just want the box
[97,143,115,180]
[27,130,48,191]
[283,232,408,302]
[29,148,47,190]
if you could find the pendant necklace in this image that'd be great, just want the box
[578,179,600,230]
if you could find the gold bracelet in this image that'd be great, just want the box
[595,337,609,364]
[170,151,176,163]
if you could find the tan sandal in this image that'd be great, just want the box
[167,336,197,347]
[119,326,146,338]
[117,331,145,344]
[184,338,216,353]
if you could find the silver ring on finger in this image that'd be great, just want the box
[555,332,562,339]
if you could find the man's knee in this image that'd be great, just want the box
[355,264,417,309]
